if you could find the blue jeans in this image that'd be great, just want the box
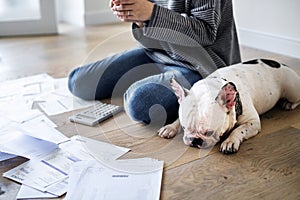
[68,48,202,125]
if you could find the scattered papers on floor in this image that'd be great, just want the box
[2,135,130,198]
[0,74,164,199]
[0,73,97,160]
[0,73,96,117]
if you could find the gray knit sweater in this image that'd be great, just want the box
[132,0,241,78]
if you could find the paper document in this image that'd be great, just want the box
[0,129,58,159]
[16,178,69,199]
[3,159,68,192]
[0,73,54,101]
[0,152,16,162]
[17,185,58,199]
[65,159,164,200]
[0,100,43,123]
[19,118,69,144]
[21,114,57,128]
[0,74,95,117]
[36,78,96,116]
[71,135,130,161]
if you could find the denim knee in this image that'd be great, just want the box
[68,67,95,100]
[68,68,77,95]
[124,82,178,125]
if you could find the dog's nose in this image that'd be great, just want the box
[191,138,203,148]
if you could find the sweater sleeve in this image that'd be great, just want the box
[132,0,240,77]
[134,1,221,47]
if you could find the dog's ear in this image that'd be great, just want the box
[215,82,238,112]
[170,78,190,104]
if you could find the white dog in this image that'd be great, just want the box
[157,59,300,154]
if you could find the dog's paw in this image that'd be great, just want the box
[157,124,179,139]
[220,137,241,154]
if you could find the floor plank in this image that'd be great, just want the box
[161,127,300,200]
[0,23,134,82]
[292,122,300,129]
[259,106,300,136]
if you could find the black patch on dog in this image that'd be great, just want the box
[242,59,259,65]
[192,138,203,147]
[221,78,228,82]
[261,59,281,68]
[235,92,243,119]
[229,82,237,91]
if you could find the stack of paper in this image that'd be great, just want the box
[65,158,164,200]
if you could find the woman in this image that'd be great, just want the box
[68,0,241,127]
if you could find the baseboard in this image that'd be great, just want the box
[85,10,120,25]
[238,28,300,59]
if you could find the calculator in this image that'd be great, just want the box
[69,102,123,126]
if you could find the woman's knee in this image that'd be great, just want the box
[67,67,98,100]
[123,82,179,125]
[68,68,78,95]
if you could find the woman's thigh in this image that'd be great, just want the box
[124,66,202,125]
[68,48,160,100]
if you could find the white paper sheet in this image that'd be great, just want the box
[18,118,68,144]
[0,74,94,117]
[17,185,58,199]
[0,129,58,160]
[0,152,16,161]
[36,78,96,116]
[16,177,68,199]
[0,100,43,123]
[0,116,12,130]
[65,159,164,200]
[45,178,69,196]
[3,159,68,192]
[0,73,54,101]
[69,135,130,162]
[41,149,78,175]
[37,97,96,116]
[22,114,57,128]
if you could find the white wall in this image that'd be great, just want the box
[57,0,118,26]
[233,0,300,59]
[85,0,105,11]
[56,0,85,26]
[84,0,119,25]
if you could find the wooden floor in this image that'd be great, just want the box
[0,23,300,200]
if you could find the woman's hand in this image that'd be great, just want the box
[110,0,154,24]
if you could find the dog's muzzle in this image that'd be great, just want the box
[184,130,218,149]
